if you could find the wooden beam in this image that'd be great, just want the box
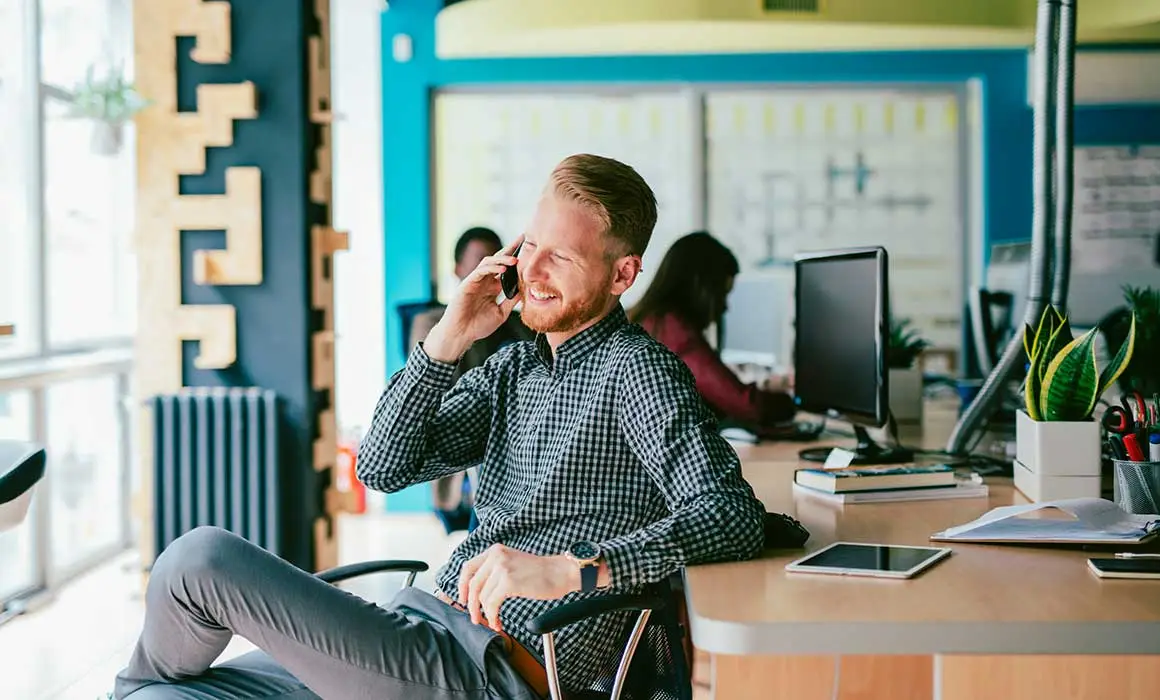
[308,0,345,572]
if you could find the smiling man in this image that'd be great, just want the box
[112,154,765,700]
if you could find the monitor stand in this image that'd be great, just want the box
[798,425,914,466]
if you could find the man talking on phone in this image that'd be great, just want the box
[112,154,765,700]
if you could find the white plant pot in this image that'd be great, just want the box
[89,120,124,156]
[889,366,923,424]
[1013,409,1102,502]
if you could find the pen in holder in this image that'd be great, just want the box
[1112,459,1160,515]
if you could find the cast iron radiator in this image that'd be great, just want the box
[150,387,281,559]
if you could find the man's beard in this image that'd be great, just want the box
[519,277,613,334]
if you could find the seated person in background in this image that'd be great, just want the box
[410,226,535,374]
[111,154,766,699]
[411,226,534,532]
[629,231,796,430]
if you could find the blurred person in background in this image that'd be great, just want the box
[410,226,534,533]
[629,231,795,431]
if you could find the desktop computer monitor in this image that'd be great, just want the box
[793,247,913,465]
[718,267,794,368]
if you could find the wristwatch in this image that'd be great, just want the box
[566,541,602,592]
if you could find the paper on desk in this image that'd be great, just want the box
[931,497,1160,544]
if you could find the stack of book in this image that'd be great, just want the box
[792,463,989,504]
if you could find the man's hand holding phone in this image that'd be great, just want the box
[423,235,523,364]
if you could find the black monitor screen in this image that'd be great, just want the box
[793,248,887,427]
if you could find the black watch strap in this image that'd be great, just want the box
[580,562,598,592]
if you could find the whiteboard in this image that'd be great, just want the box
[1072,145,1160,273]
[433,90,703,307]
[704,88,967,352]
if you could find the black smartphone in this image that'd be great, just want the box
[1087,557,1160,579]
[501,243,522,299]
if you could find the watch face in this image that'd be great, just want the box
[570,541,599,561]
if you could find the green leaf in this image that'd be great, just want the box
[1038,321,1071,384]
[1040,328,1101,421]
[1039,320,1071,378]
[1030,306,1053,362]
[1025,352,1042,420]
[1099,312,1137,396]
[1023,323,1034,361]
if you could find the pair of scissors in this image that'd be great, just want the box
[1107,400,1147,461]
[1121,392,1147,428]
[1104,405,1135,435]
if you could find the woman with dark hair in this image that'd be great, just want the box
[629,231,796,428]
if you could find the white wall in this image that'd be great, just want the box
[331,0,386,436]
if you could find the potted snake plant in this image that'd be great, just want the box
[1015,305,1136,501]
[887,318,929,424]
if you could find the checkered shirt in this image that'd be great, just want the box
[357,304,765,694]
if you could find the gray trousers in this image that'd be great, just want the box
[114,526,540,700]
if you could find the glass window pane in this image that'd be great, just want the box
[0,389,37,601]
[46,375,124,572]
[41,0,136,347]
[0,0,41,360]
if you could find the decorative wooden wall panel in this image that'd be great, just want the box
[133,0,260,565]
[308,0,352,573]
[135,0,351,575]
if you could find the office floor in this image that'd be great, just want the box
[0,513,710,699]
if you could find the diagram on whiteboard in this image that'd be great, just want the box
[706,90,966,350]
[1072,145,1160,273]
[433,91,701,305]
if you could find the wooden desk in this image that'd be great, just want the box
[685,407,1160,699]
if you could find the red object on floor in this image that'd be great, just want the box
[337,440,366,514]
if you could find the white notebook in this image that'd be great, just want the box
[793,480,989,505]
[930,498,1160,545]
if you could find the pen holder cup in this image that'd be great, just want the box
[1112,460,1160,515]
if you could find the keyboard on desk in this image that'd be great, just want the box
[721,420,824,443]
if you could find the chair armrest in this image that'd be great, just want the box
[315,560,429,585]
[526,592,668,636]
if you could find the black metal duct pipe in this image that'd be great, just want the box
[947,0,1076,454]
[1051,0,1077,307]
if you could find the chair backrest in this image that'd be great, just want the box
[583,577,693,700]
[396,300,446,360]
[967,287,1015,375]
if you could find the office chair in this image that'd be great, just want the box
[396,299,446,360]
[305,512,807,699]
[199,561,691,700]
[0,440,46,533]
[967,287,1015,375]
[130,513,804,699]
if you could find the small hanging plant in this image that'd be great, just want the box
[65,62,149,156]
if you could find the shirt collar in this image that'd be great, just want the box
[534,304,628,373]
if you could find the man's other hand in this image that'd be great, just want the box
[457,543,574,633]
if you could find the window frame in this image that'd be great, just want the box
[0,0,135,620]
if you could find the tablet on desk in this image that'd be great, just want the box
[785,542,952,579]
